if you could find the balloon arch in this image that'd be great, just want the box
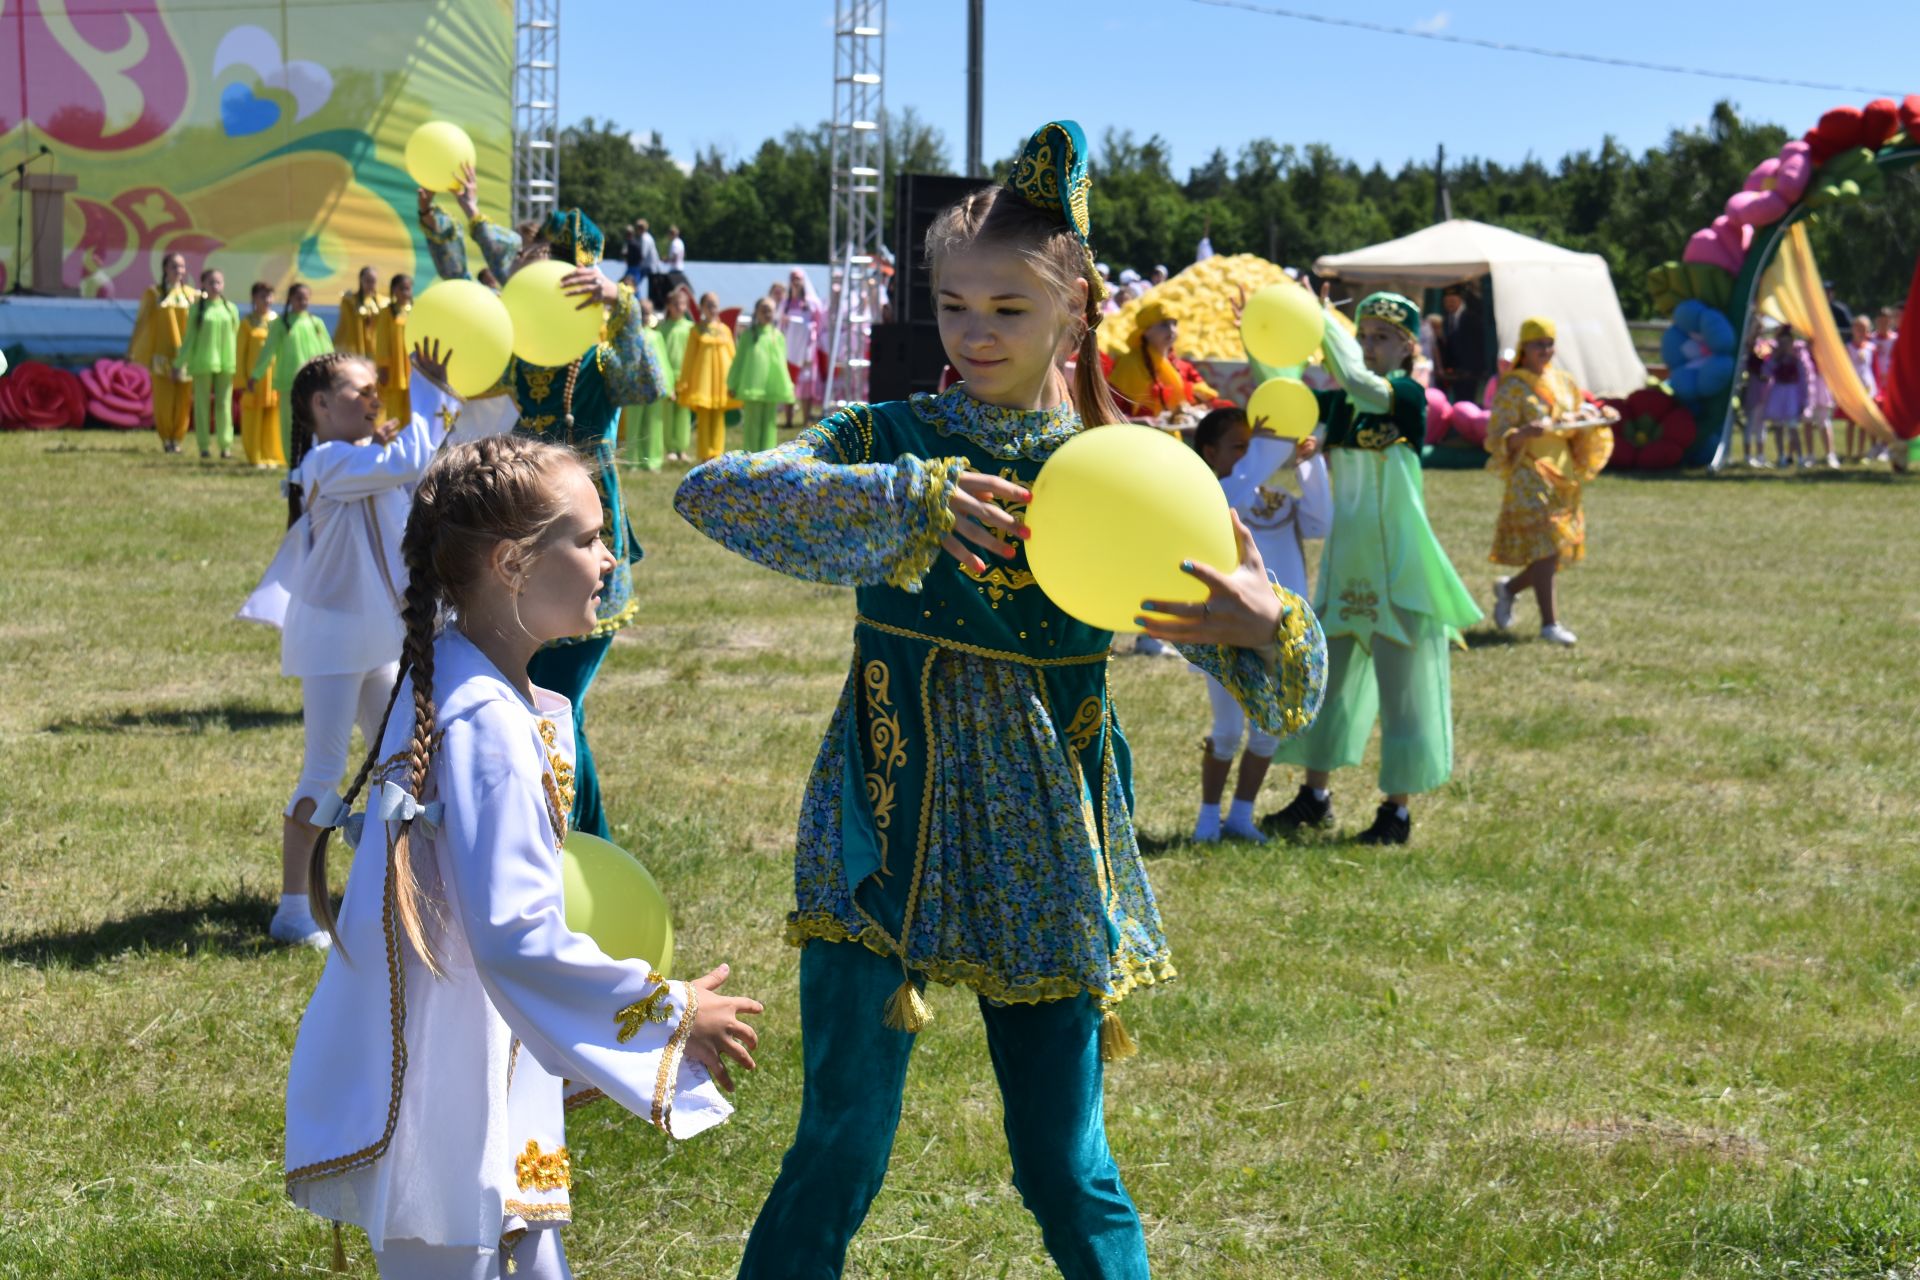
[1626,94,1920,471]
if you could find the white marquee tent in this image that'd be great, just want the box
[1314,219,1648,397]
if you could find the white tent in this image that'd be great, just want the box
[1314,219,1648,397]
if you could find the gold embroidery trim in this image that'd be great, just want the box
[650,981,699,1135]
[844,648,941,964]
[505,1199,572,1223]
[854,616,1109,668]
[522,365,559,403]
[614,974,673,1042]
[564,1086,605,1111]
[1064,696,1103,755]
[284,823,411,1186]
[514,1140,572,1192]
[861,661,907,874]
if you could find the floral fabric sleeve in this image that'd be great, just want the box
[420,206,470,282]
[674,408,967,591]
[598,287,664,406]
[1179,582,1327,742]
[470,216,522,283]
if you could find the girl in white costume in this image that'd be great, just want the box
[1189,406,1332,842]
[284,433,762,1278]
[239,353,447,947]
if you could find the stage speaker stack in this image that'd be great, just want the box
[870,172,980,402]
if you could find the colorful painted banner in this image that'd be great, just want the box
[1,0,512,298]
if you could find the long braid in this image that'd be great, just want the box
[388,514,443,975]
[286,352,372,529]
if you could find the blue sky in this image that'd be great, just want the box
[563,2,1912,174]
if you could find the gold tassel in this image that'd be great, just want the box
[1099,1008,1138,1062]
[330,1222,347,1272]
[881,978,932,1032]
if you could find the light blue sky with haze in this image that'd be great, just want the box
[561,2,1913,174]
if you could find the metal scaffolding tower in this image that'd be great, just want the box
[823,1,885,408]
[511,0,559,226]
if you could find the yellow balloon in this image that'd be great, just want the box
[500,259,603,368]
[1246,376,1320,441]
[561,832,674,976]
[1025,425,1239,634]
[408,279,513,399]
[1240,282,1324,369]
[405,121,477,194]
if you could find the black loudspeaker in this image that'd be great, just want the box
[868,321,947,403]
[892,172,982,325]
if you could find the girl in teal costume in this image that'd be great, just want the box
[415,177,667,839]
[1263,289,1482,845]
[678,121,1327,1280]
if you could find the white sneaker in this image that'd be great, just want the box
[1540,623,1578,647]
[1825,453,1841,470]
[1492,577,1515,631]
[270,903,332,949]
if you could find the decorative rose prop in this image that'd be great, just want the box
[80,358,152,428]
[1603,387,1696,471]
[0,361,88,430]
[1725,141,1812,228]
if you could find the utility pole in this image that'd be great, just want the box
[966,0,984,178]
[1434,142,1452,224]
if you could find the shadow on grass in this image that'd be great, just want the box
[1620,466,1910,485]
[1461,629,1520,650]
[44,700,300,735]
[0,894,278,967]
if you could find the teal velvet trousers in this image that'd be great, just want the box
[736,940,1150,1279]
[527,633,613,839]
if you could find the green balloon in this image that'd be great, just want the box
[561,832,674,976]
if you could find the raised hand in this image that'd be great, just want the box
[455,162,480,222]
[1136,510,1285,650]
[561,267,618,311]
[411,337,453,393]
[943,470,1029,574]
[685,963,764,1093]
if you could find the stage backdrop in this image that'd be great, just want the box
[1,0,512,298]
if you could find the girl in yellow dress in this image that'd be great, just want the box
[126,251,199,452]
[1485,317,1615,647]
[676,291,740,462]
[236,283,285,467]
[373,274,414,424]
[333,265,385,356]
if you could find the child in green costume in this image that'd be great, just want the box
[176,268,241,459]
[727,296,797,452]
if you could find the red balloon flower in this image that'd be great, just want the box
[80,358,153,428]
[0,361,88,431]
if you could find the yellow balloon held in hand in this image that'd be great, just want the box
[561,832,675,976]
[1246,376,1319,441]
[501,259,603,368]
[1240,282,1324,369]
[405,121,476,194]
[1024,425,1239,634]
[408,280,513,398]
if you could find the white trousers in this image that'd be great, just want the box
[287,663,399,815]
[373,1228,572,1279]
[1205,672,1278,760]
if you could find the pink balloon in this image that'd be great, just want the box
[1449,401,1490,446]
[1682,215,1750,273]
[1423,385,1453,443]
[1728,140,1815,227]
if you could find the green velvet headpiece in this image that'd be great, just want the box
[1009,120,1093,248]
[540,209,603,267]
[1356,291,1421,342]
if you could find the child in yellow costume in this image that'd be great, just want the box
[677,291,739,462]
[174,268,242,459]
[1485,316,1616,648]
[126,251,199,452]
[237,283,285,467]
[333,266,385,357]
[373,274,414,424]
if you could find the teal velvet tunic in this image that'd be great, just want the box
[674,387,1327,1008]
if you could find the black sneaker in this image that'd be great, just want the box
[1355,802,1411,846]
[1259,786,1334,835]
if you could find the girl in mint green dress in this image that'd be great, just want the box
[176,269,241,458]
[727,296,796,452]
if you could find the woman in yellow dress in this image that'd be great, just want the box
[333,265,385,356]
[676,290,740,462]
[373,274,413,424]
[1486,317,1615,647]
[236,282,285,467]
[125,251,199,452]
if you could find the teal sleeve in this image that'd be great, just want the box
[471,217,521,282]
[421,206,470,282]
[598,289,664,406]
[1179,583,1327,742]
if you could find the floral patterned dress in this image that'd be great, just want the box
[1486,366,1614,568]
[674,386,1327,1010]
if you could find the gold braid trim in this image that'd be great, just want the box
[855,616,1110,668]
[284,826,411,1187]
[787,911,1177,1007]
[649,982,699,1135]
[504,1200,571,1223]
[563,1086,606,1112]
[542,594,639,646]
[883,457,968,591]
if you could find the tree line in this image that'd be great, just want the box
[559,101,1918,318]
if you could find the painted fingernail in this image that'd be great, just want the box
[1133,617,1150,628]
[1180,560,1195,573]
[1140,601,1158,612]
[1017,525,1032,540]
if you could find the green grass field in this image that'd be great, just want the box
[3,429,1918,1279]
